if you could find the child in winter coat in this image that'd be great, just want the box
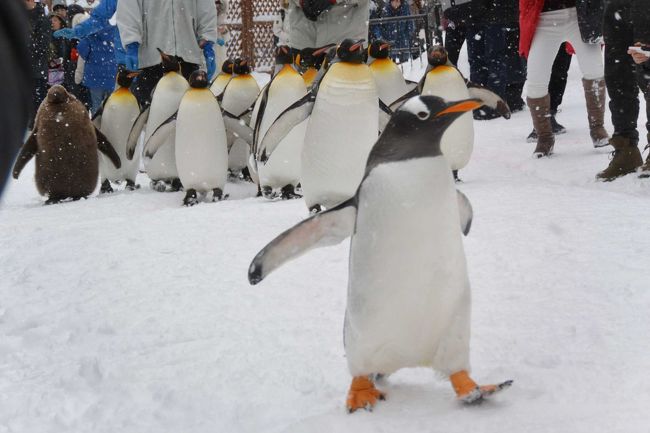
[77,26,117,114]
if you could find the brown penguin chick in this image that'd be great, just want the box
[12,85,121,204]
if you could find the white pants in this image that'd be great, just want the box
[526,7,604,98]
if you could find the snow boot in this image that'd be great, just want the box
[596,136,643,181]
[526,113,566,142]
[582,78,610,148]
[527,95,554,157]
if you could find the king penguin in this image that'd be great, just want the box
[209,59,234,99]
[95,68,141,193]
[252,46,308,200]
[144,71,228,206]
[367,40,412,106]
[297,46,331,89]
[127,50,189,192]
[247,95,512,412]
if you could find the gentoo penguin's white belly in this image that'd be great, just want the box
[301,63,379,209]
[144,73,188,180]
[99,89,141,181]
[345,157,471,376]
[175,89,228,192]
[370,59,409,105]
[423,69,474,170]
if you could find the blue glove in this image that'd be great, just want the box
[216,38,225,47]
[54,28,76,39]
[125,42,139,71]
[203,42,216,79]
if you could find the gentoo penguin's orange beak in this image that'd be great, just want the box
[436,99,483,117]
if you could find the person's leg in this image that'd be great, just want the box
[131,63,164,109]
[466,24,487,86]
[504,24,526,112]
[30,78,48,129]
[597,0,642,180]
[548,43,572,114]
[635,60,650,175]
[444,20,465,66]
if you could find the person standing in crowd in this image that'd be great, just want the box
[272,0,290,48]
[287,0,369,51]
[116,0,218,107]
[408,0,427,59]
[25,0,51,129]
[76,19,117,114]
[65,5,92,111]
[48,14,68,87]
[52,1,67,19]
[369,0,384,43]
[520,0,608,158]
[215,0,230,74]
[378,0,415,63]
[441,0,473,67]
[596,0,650,180]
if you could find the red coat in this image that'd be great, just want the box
[519,0,543,58]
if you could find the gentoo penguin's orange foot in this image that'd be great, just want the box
[346,376,385,413]
[450,370,513,404]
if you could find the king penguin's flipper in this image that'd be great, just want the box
[95,127,121,169]
[92,99,106,129]
[248,199,357,285]
[12,131,38,179]
[258,92,315,163]
[251,83,271,153]
[126,106,150,160]
[223,111,254,146]
[456,190,473,236]
[388,85,421,112]
[466,82,511,119]
[378,99,393,134]
[143,112,177,159]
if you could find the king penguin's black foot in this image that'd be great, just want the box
[241,167,253,182]
[125,179,140,191]
[170,178,183,192]
[44,196,62,205]
[453,170,462,183]
[309,204,322,214]
[150,180,167,192]
[212,188,228,202]
[261,185,276,199]
[100,179,114,194]
[183,189,199,206]
[256,185,263,197]
[281,184,302,200]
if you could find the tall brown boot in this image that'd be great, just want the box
[582,78,610,148]
[596,136,642,181]
[527,95,554,157]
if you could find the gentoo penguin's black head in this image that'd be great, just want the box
[368,40,391,59]
[427,45,449,67]
[222,59,235,74]
[366,95,483,173]
[157,48,182,73]
[116,67,140,88]
[336,39,365,63]
[275,45,294,65]
[46,85,71,104]
[233,58,251,75]
[189,70,209,88]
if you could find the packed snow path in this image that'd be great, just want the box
[1,62,649,433]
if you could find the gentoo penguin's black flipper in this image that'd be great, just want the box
[248,199,357,285]
[258,92,315,163]
[456,190,473,236]
[222,111,254,146]
[12,131,38,179]
[143,112,177,159]
[126,106,150,160]
[466,82,511,119]
[95,127,121,169]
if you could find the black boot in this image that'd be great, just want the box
[100,179,114,194]
[183,189,199,206]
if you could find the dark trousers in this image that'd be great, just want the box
[548,43,572,114]
[29,77,48,129]
[603,0,650,141]
[444,20,468,67]
[132,60,199,109]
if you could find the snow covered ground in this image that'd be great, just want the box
[2,54,650,433]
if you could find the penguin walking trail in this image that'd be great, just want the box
[248,95,512,413]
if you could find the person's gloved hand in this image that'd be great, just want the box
[125,42,139,71]
[216,38,226,47]
[203,42,216,79]
[300,0,336,21]
[54,28,76,39]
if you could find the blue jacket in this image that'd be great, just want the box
[380,2,415,52]
[73,0,125,65]
[77,27,118,91]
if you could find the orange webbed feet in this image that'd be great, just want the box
[346,376,385,413]
[450,370,513,404]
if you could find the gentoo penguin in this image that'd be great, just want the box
[127,50,189,192]
[248,95,512,412]
[367,40,412,106]
[145,71,228,206]
[258,39,381,213]
[95,69,141,193]
[209,59,234,99]
[252,46,308,199]
[12,85,121,204]
[221,58,260,178]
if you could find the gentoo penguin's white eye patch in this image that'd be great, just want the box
[400,97,430,119]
